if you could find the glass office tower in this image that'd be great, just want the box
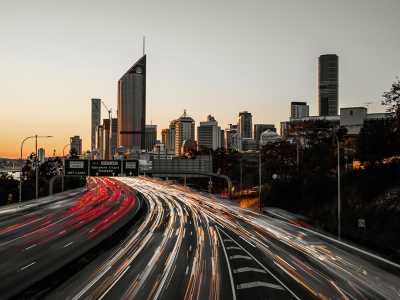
[91,98,101,151]
[118,55,146,150]
[318,54,338,116]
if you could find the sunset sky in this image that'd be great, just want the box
[1,0,399,159]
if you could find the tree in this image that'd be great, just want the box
[381,77,400,134]
[356,119,398,164]
[68,148,80,159]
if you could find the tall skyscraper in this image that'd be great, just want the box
[197,115,221,150]
[253,124,276,144]
[238,111,252,138]
[318,54,338,116]
[290,102,309,119]
[95,125,103,159]
[118,55,146,150]
[70,136,82,155]
[109,118,118,158]
[91,99,101,151]
[103,119,110,159]
[175,110,195,156]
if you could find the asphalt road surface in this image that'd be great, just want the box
[1,177,400,299]
[0,177,140,299]
[40,177,400,300]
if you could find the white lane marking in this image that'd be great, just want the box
[226,246,241,250]
[219,228,301,300]
[237,281,285,290]
[215,227,236,300]
[190,221,191,224]
[185,265,189,274]
[63,242,73,248]
[175,229,179,236]
[18,262,36,272]
[233,267,266,274]
[223,239,232,242]
[189,245,192,251]
[190,231,192,235]
[229,255,252,260]
[24,244,36,251]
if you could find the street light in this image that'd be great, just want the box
[296,127,341,240]
[19,135,52,202]
[62,143,71,192]
[20,136,35,203]
[259,142,262,212]
[35,135,53,200]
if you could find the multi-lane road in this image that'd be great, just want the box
[1,177,399,299]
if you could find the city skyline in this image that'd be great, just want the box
[1,0,399,158]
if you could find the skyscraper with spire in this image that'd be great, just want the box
[118,55,146,150]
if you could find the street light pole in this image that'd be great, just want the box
[296,127,300,171]
[35,136,53,200]
[259,142,262,212]
[302,127,341,240]
[331,130,341,240]
[20,136,35,203]
[62,143,71,192]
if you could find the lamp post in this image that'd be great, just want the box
[296,127,341,240]
[20,136,35,203]
[35,135,53,199]
[259,142,262,212]
[62,143,71,192]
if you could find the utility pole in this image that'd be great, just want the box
[259,142,262,212]
[296,127,300,172]
[35,135,38,200]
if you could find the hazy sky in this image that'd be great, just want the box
[1,0,399,158]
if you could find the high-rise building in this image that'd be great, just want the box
[197,115,221,150]
[318,54,338,116]
[91,98,101,151]
[175,110,195,156]
[145,125,157,151]
[70,136,82,156]
[238,111,252,138]
[290,102,309,119]
[103,119,110,159]
[220,129,225,149]
[38,148,45,164]
[224,124,237,150]
[95,125,103,159]
[253,124,276,144]
[118,55,146,150]
[110,118,118,158]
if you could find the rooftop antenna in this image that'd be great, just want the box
[143,36,145,56]
[184,108,186,117]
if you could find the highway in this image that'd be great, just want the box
[1,177,399,299]
[0,177,140,299]
[43,177,400,299]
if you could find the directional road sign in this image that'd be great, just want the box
[208,180,213,185]
[90,160,121,177]
[65,159,89,176]
[358,219,366,228]
[124,160,139,177]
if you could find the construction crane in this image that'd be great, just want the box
[102,102,112,119]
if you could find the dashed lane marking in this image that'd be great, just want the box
[237,281,285,290]
[229,255,252,260]
[233,267,266,274]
